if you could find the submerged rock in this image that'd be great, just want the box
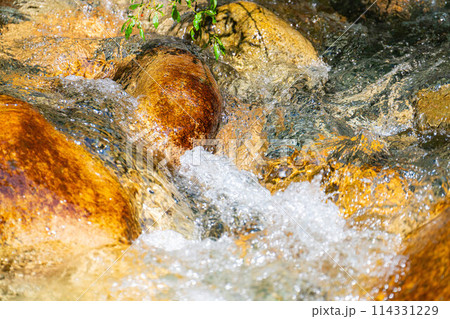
[0,0,127,75]
[415,84,449,133]
[0,1,28,29]
[113,43,222,153]
[2,0,125,38]
[259,133,436,235]
[0,95,141,249]
[330,0,446,21]
[381,201,450,300]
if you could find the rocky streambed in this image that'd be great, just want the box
[0,0,448,300]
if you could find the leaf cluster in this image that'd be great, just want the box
[121,0,225,60]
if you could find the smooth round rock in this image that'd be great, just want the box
[204,1,319,72]
[0,95,141,249]
[113,44,222,150]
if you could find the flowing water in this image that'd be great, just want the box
[0,0,448,300]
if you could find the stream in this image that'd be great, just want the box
[0,0,448,300]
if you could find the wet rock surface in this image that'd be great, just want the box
[0,0,126,75]
[0,0,449,301]
[113,42,222,152]
[206,1,325,96]
[205,1,318,71]
[415,84,450,133]
[0,95,141,249]
[167,1,327,99]
[380,202,450,300]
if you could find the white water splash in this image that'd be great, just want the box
[107,148,403,300]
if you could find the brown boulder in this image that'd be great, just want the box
[0,95,141,249]
[0,0,15,6]
[113,44,222,151]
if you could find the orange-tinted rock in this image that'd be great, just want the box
[380,203,450,300]
[415,84,450,132]
[113,45,222,151]
[0,0,15,6]
[0,2,126,75]
[260,133,435,235]
[163,1,324,99]
[215,99,268,174]
[3,1,124,39]
[0,95,141,249]
[167,2,322,93]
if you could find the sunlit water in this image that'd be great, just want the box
[0,0,448,300]
[7,148,401,301]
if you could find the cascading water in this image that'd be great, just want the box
[0,0,448,300]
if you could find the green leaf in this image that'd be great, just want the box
[125,23,133,39]
[211,0,217,11]
[129,4,140,10]
[121,20,128,33]
[205,10,215,18]
[215,36,224,48]
[129,18,136,28]
[153,13,159,29]
[190,28,196,40]
[139,26,145,40]
[205,9,217,24]
[186,0,192,8]
[171,5,180,22]
[213,42,220,60]
[193,12,202,31]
